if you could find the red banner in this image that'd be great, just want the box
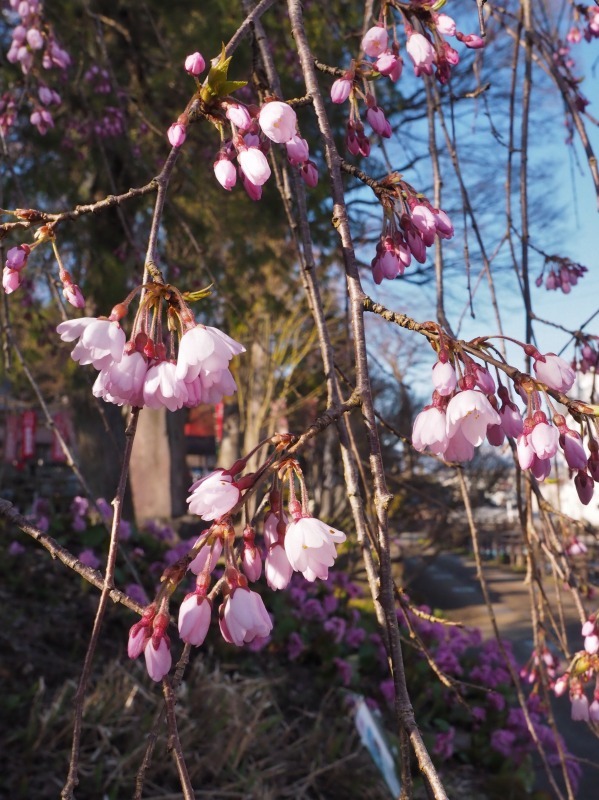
[215,401,224,444]
[51,411,69,462]
[21,410,36,460]
[3,414,19,463]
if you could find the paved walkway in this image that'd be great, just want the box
[405,551,598,799]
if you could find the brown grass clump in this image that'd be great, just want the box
[1,653,392,799]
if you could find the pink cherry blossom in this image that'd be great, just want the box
[258,101,297,144]
[446,389,500,447]
[361,26,388,58]
[61,317,126,369]
[265,543,293,590]
[187,469,240,520]
[411,204,437,246]
[412,406,448,455]
[499,402,523,438]
[178,594,212,646]
[533,353,575,392]
[516,433,535,470]
[530,421,558,459]
[214,157,237,190]
[144,637,172,682]
[530,455,551,482]
[241,172,263,201]
[237,147,271,186]
[443,428,475,462]
[184,51,205,76]
[406,32,435,76]
[176,324,245,382]
[193,367,237,404]
[284,516,346,582]
[376,51,403,81]
[220,587,273,645]
[143,361,188,411]
[96,351,148,407]
[571,694,590,722]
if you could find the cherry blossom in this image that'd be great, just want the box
[187,469,240,520]
[284,516,346,582]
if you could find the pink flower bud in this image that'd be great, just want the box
[432,360,456,396]
[6,244,30,271]
[238,147,271,186]
[560,429,587,470]
[226,103,252,132]
[361,25,388,58]
[375,52,403,81]
[2,267,21,294]
[575,471,594,505]
[487,424,505,447]
[128,623,150,659]
[167,122,186,148]
[242,172,263,201]
[366,105,391,138]
[406,33,435,77]
[178,594,212,646]
[533,353,575,392]
[330,77,352,103]
[214,157,237,190]
[144,636,172,682]
[26,28,43,50]
[435,14,457,37]
[242,542,262,582]
[286,134,309,165]
[184,51,205,76]
[258,101,297,144]
[300,160,318,188]
[459,33,485,49]
[63,282,85,308]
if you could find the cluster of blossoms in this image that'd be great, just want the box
[554,614,599,723]
[412,335,599,503]
[566,5,599,44]
[370,184,454,282]
[535,255,588,294]
[3,229,84,307]
[57,280,244,410]
[519,647,559,685]
[4,0,70,136]
[128,456,347,681]
[576,336,599,374]
[330,9,483,155]
[166,51,317,200]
